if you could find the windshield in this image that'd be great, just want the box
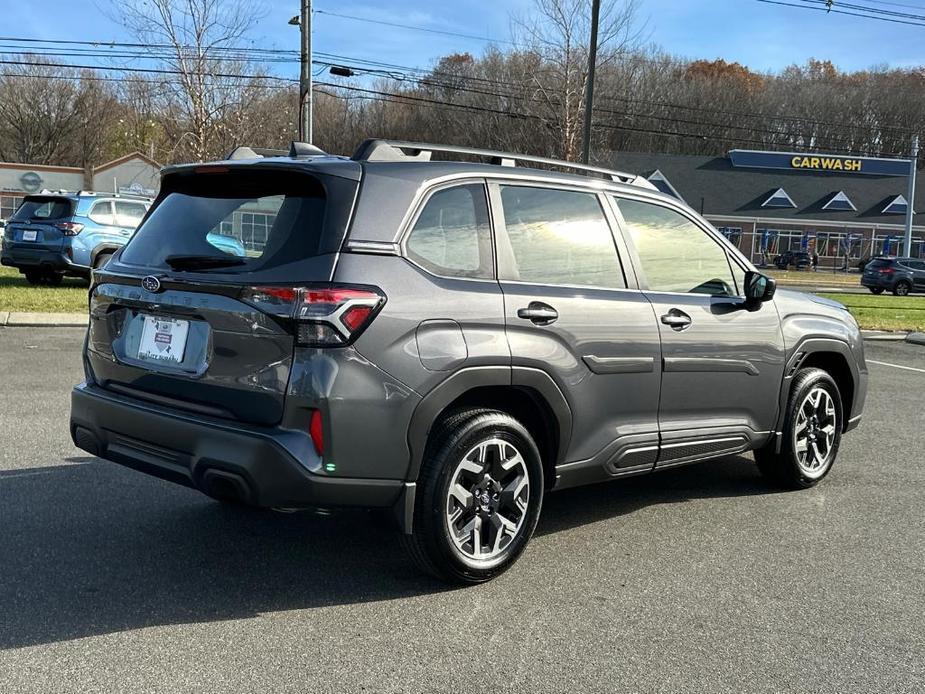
[11,197,74,222]
[120,171,329,271]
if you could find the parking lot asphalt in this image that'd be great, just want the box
[0,328,922,693]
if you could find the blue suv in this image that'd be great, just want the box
[1,192,152,284]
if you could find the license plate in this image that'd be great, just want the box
[22,230,37,241]
[137,316,189,365]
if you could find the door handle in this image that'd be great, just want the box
[660,310,692,330]
[517,302,558,325]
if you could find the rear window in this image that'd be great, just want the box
[867,259,892,269]
[120,170,329,271]
[11,197,74,222]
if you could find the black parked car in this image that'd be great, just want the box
[774,250,812,270]
[860,257,925,296]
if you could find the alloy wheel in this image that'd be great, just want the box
[793,386,838,479]
[444,438,530,563]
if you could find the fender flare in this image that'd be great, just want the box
[404,365,573,483]
[90,244,122,268]
[774,337,860,442]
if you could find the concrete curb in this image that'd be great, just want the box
[2,312,88,327]
[906,332,925,346]
[861,330,909,341]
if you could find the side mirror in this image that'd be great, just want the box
[744,270,776,305]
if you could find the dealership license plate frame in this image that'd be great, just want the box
[137,315,190,365]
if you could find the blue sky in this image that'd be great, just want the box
[5,0,925,76]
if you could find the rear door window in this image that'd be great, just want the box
[114,201,147,228]
[120,170,330,271]
[497,185,624,289]
[11,197,74,221]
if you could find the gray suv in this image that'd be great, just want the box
[70,140,868,583]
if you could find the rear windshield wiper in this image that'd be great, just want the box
[164,254,247,271]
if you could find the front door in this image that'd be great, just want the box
[491,182,663,478]
[611,195,786,468]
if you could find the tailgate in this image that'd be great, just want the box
[86,276,312,426]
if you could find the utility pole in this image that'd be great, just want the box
[903,134,919,257]
[580,0,600,165]
[299,0,312,143]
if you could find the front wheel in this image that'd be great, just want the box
[893,281,911,296]
[869,287,884,295]
[402,409,544,584]
[755,368,843,489]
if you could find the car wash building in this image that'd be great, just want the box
[0,153,160,222]
[611,149,923,268]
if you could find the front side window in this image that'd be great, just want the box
[405,184,492,279]
[615,197,740,296]
[499,185,624,288]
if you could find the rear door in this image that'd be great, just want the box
[113,200,149,238]
[88,166,357,426]
[491,181,662,474]
[611,195,785,466]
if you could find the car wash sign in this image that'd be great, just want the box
[729,149,910,176]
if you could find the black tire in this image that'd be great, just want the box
[24,271,43,285]
[869,287,884,295]
[93,252,112,270]
[401,408,544,584]
[43,272,63,286]
[755,367,843,490]
[893,280,911,296]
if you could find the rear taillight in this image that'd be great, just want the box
[878,267,895,274]
[241,284,385,347]
[55,222,84,236]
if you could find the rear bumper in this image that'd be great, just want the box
[1,245,84,272]
[860,275,893,289]
[69,382,403,509]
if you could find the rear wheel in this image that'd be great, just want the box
[402,408,544,584]
[93,252,112,270]
[24,271,43,285]
[869,287,884,295]
[755,368,842,489]
[43,272,63,286]
[893,280,911,296]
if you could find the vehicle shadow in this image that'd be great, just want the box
[0,453,769,650]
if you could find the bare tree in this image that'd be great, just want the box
[110,0,270,162]
[514,0,645,160]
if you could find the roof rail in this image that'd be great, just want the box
[351,139,657,189]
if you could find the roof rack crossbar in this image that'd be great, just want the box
[351,139,655,189]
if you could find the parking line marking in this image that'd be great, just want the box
[867,359,925,374]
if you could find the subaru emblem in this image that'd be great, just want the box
[142,276,162,293]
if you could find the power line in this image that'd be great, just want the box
[0,32,917,137]
[755,0,925,26]
[313,9,516,45]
